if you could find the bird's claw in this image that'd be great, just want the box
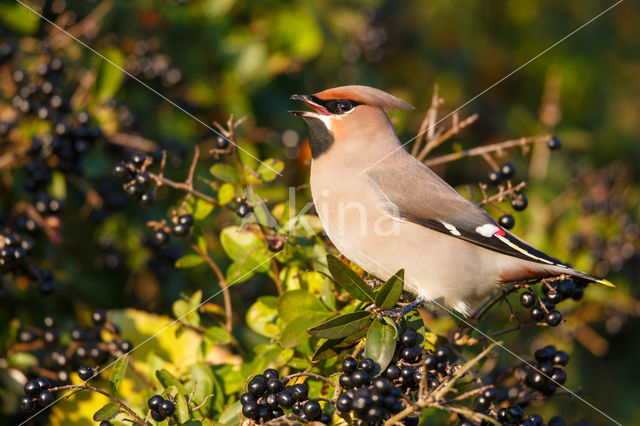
[377,298,425,322]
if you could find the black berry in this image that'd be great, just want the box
[500,163,516,178]
[520,292,536,308]
[158,400,175,417]
[77,365,94,381]
[400,328,418,347]
[498,214,515,229]
[547,137,562,151]
[342,356,358,374]
[360,358,375,373]
[530,306,545,321]
[19,396,35,412]
[37,390,53,405]
[148,395,164,411]
[511,194,528,211]
[545,310,563,327]
[302,400,321,420]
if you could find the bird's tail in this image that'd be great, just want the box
[568,269,615,288]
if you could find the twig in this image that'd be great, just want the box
[188,242,233,333]
[477,181,528,207]
[424,135,551,167]
[417,113,479,161]
[283,372,338,387]
[411,85,441,157]
[492,322,538,337]
[149,173,216,204]
[108,132,159,152]
[47,384,145,425]
[189,392,215,413]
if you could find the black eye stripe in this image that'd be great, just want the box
[311,96,360,115]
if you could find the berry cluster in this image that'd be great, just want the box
[522,345,569,396]
[0,226,55,296]
[113,152,156,207]
[124,39,183,89]
[19,377,54,413]
[335,329,450,425]
[494,406,567,426]
[520,279,586,327]
[16,309,133,414]
[241,368,328,423]
[147,394,176,422]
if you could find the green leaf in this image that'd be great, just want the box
[256,158,284,183]
[307,311,373,339]
[280,313,332,349]
[173,299,200,328]
[327,255,374,302]
[209,163,240,183]
[277,290,330,323]
[374,269,404,309]
[188,363,214,406]
[92,402,120,422]
[156,369,189,396]
[185,196,215,220]
[220,226,271,274]
[175,392,190,423]
[245,188,278,228]
[204,326,232,345]
[7,352,38,368]
[95,47,126,103]
[0,4,40,34]
[175,254,205,268]
[109,356,127,394]
[218,183,236,205]
[246,296,278,337]
[364,319,398,375]
[219,400,242,425]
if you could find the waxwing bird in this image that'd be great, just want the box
[290,85,613,316]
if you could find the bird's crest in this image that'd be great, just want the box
[314,85,414,112]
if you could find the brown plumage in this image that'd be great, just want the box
[290,85,613,315]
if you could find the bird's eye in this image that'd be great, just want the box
[337,101,353,112]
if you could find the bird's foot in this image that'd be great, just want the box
[378,298,425,321]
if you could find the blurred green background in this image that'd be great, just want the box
[1,0,638,424]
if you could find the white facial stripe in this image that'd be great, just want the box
[475,224,499,237]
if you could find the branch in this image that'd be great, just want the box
[283,372,338,387]
[47,384,145,425]
[416,113,479,161]
[189,242,233,333]
[424,135,551,167]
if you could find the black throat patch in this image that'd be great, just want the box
[301,116,334,159]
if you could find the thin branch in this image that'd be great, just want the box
[108,132,158,152]
[188,242,233,333]
[424,135,551,167]
[47,384,145,425]
[477,181,528,207]
[417,113,479,161]
[149,173,217,204]
[189,392,215,413]
[283,372,338,387]
[411,85,441,157]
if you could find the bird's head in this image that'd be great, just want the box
[290,85,413,159]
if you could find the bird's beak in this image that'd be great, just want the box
[289,94,331,117]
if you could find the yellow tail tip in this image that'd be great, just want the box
[595,278,615,288]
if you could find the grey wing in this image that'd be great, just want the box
[366,156,565,267]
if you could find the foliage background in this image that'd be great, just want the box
[0,0,638,425]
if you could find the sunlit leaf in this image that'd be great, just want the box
[374,269,404,309]
[256,158,284,183]
[95,47,126,103]
[210,163,240,183]
[175,254,205,268]
[218,182,236,205]
[326,255,374,302]
[109,356,128,393]
[365,319,397,375]
[246,296,278,337]
[92,403,120,422]
[307,311,373,339]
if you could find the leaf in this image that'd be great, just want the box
[220,226,271,274]
[210,163,240,183]
[374,269,404,309]
[307,311,373,339]
[364,319,398,375]
[95,47,126,103]
[219,400,242,425]
[204,326,232,345]
[92,403,120,422]
[156,369,189,396]
[185,197,215,220]
[326,255,374,302]
[280,313,332,349]
[218,182,236,205]
[256,158,284,183]
[0,4,40,34]
[246,296,278,337]
[175,254,205,268]
[175,392,190,423]
[173,299,200,328]
[188,363,214,406]
[245,188,278,228]
[277,290,330,323]
[109,356,127,394]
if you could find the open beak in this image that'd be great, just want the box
[289,94,331,117]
